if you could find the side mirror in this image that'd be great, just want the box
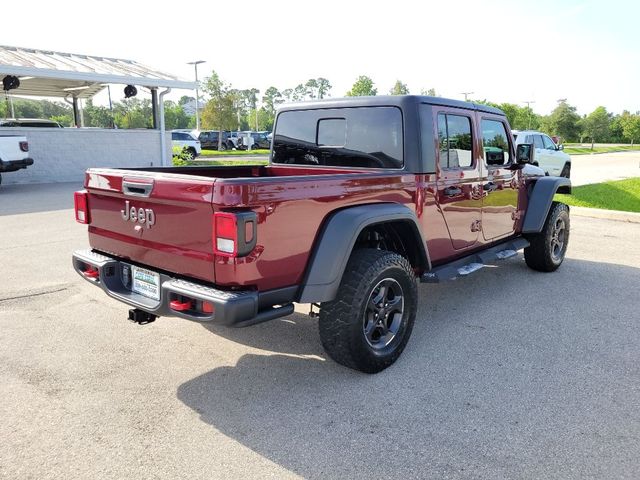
[558,144,564,151]
[516,143,534,164]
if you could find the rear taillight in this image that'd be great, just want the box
[19,141,29,152]
[74,190,90,224]
[213,211,257,257]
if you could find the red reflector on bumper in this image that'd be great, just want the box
[83,268,99,279]
[202,301,215,313]
[170,299,193,311]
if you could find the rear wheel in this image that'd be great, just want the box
[524,202,570,272]
[319,249,417,373]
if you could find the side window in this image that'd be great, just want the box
[542,135,556,150]
[437,113,473,169]
[481,119,511,166]
[171,132,179,140]
[533,135,544,149]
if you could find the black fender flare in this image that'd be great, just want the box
[298,203,430,303]
[522,176,572,233]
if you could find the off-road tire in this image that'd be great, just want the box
[524,202,570,272]
[560,162,571,178]
[319,249,417,373]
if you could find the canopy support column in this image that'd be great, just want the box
[72,96,80,128]
[151,87,159,129]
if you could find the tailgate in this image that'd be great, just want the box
[85,170,216,283]
[0,135,28,161]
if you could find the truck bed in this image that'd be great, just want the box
[84,165,419,291]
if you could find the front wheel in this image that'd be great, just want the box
[560,162,571,178]
[524,202,570,272]
[319,249,417,373]
[183,148,195,161]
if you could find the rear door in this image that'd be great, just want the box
[479,117,518,241]
[435,110,482,250]
[86,171,216,283]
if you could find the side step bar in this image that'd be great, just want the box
[421,237,530,283]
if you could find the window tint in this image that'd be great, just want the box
[171,132,179,140]
[533,135,544,149]
[317,118,347,146]
[481,119,511,166]
[273,107,403,168]
[542,135,556,150]
[437,113,472,169]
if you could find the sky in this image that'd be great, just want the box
[3,0,639,115]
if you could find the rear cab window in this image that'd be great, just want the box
[480,119,512,166]
[272,106,403,169]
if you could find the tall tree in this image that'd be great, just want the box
[620,112,640,146]
[201,70,237,148]
[316,78,332,99]
[582,106,611,149]
[292,84,308,101]
[305,79,318,99]
[420,88,437,96]
[281,88,293,102]
[543,100,581,142]
[389,80,409,95]
[346,76,377,97]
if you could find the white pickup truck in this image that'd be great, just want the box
[0,135,33,187]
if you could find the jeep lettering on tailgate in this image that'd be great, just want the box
[120,200,155,228]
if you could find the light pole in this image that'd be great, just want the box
[188,60,205,130]
[461,91,474,101]
[523,100,535,129]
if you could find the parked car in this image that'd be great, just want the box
[237,131,271,150]
[251,131,271,149]
[0,134,33,187]
[171,131,201,160]
[198,131,231,150]
[512,130,571,178]
[73,95,571,373]
[0,118,63,128]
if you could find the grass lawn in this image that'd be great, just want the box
[201,149,270,156]
[175,159,269,166]
[563,145,639,155]
[555,178,640,213]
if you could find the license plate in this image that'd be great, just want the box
[131,266,160,301]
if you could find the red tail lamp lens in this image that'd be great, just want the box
[74,191,90,224]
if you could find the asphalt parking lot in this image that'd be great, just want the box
[1,182,639,480]
[570,151,640,186]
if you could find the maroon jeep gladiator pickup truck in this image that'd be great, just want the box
[73,96,571,373]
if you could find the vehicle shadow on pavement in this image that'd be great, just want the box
[179,257,640,479]
[0,182,82,216]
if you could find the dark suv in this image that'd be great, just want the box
[198,131,234,150]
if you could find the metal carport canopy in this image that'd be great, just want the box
[0,45,195,98]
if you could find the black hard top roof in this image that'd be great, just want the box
[278,95,505,116]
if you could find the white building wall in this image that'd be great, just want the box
[0,128,172,185]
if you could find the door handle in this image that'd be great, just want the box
[443,186,462,197]
[483,182,497,192]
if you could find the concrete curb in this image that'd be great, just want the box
[570,206,640,223]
